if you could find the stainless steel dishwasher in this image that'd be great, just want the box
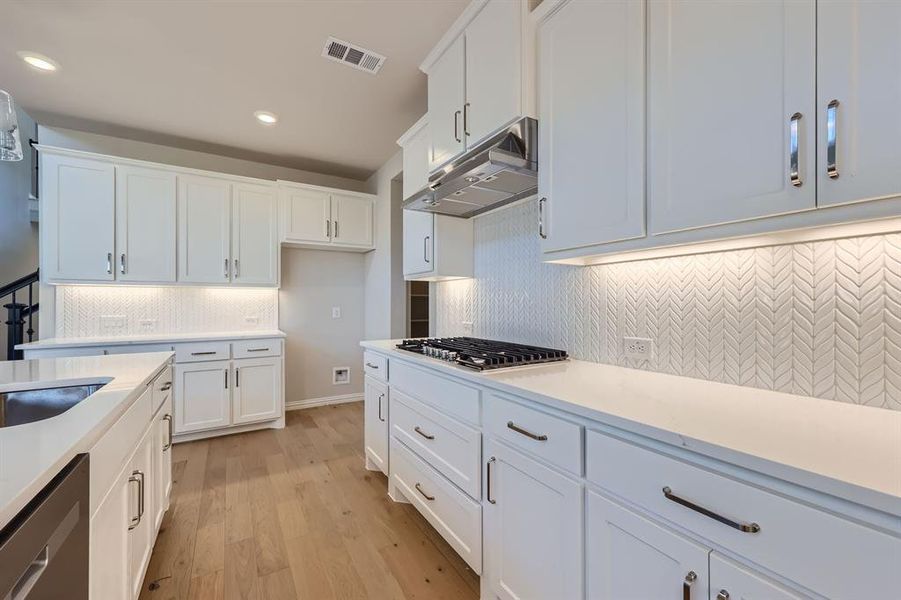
[0,454,89,599]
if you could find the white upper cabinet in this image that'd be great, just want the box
[537,0,646,253]
[232,182,278,285]
[400,115,430,200]
[279,181,374,251]
[425,0,530,172]
[587,489,710,600]
[331,193,373,247]
[42,153,116,281]
[281,186,331,244]
[115,165,177,282]
[816,0,901,208]
[403,210,435,277]
[464,0,522,144]
[648,0,817,234]
[178,175,232,283]
[428,35,467,170]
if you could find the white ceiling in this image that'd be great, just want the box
[0,0,469,180]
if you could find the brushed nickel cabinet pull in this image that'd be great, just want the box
[224,258,229,279]
[423,236,430,263]
[716,590,730,600]
[487,457,496,504]
[414,426,435,440]
[507,421,548,441]
[120,253,126,275]
[224,370,228,389]
[107,252,113,275]
[162,414,173,451]
[191,351,217,356]
[159,382,172,391]
[463,102,470,136]
[663,487,760,533]
[454,110,462,143]
[538,197,547,239]
[234,258,240,278]
[789,112,803,187]
[683,571,697,600]
[334,220,339,238]
[415,483,435,501]
[377,393,385,422]
[826,99,839,179]
[247,347,270,352]
[365,362,379,369]
[326,219,331,238]
[235,367,240,387]
[127,473,141,530]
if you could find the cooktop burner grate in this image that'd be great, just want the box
[395,337,568,371]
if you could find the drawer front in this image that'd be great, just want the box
[391,360,480,425]
[485,393,582,475]
[391,390,481,499]
[174,341,230,363]
[363,351,388,381]
[586,430,900,599]
[232,338,282,359]
[390,437,482,574]
[89,385,153,515]
[151,365,173,414]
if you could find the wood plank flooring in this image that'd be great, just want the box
[139,403,480,600]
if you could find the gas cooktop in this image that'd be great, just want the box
[396,337,568,371]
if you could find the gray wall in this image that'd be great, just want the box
[280,248,366,404]
[0,106,38,359]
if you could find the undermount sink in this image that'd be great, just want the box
[0,384,105,428]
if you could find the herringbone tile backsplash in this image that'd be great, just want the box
[435,200,901,411]
[56,286,278,338]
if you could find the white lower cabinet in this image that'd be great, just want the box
[364,375,389,474]
[483,439,583,600]
[152,395,173,531]
[232,357,281,425]
[586,489,709,600]
[90,458,131,599]
[127,427,155,600]
[174,361,231,433]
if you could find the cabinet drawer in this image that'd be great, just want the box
[586,430,899,599]
[174,341,230,363]
[391,360,480,425]
[88,385,153,516]
[390,438,482,574]
[151,365,173,414]
[232,338,282,359]
[485,393,582,475]
[391,390,481,499]
[363,351,388,381]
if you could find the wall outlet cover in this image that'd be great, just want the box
[332,367,350,385]
[462,321,474,335]
[100,315,126,329]
[138,319,158,330]
[332,306,341,319]
[244,315,260,325]
[623,337,654,360]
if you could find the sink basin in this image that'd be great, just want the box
[0,384,105,428]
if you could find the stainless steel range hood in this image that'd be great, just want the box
[403,117,537,218]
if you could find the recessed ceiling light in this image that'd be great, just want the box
[254,111,277,125]
[17,51,59,72]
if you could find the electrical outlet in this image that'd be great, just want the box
[461,321,474,335]
[100,315,126,330]
[623,337,653,360]
[332,367,350,385]
[139,319,158,331]
[244,315,259,325]
[332,306,341,319]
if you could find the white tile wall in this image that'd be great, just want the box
[435,200,901,411]
[55,285,278,338]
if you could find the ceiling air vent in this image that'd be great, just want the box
[322,36,386,75]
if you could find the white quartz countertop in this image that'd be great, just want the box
[362,340,901,516]
[0,352,172,528]
[17,330,286,350]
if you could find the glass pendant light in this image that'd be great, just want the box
[0,90,24,162]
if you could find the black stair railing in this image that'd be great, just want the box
[2,269,39,361]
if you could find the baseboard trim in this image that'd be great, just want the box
[173,417,284,444]
[286,393,363,411]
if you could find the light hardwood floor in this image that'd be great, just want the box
[139,402,480,599]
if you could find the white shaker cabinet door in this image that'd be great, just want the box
[816,0,901,207]
[538,0,645,253]
[232,182,278,285]
[586,489,710,600]
[401,118,431,200]
[153,394,173,532]
[403,210,434,276]
[363,375,389,475]
[115,165,177,282]
[232,357,281,425]
[90,460,131,600]
[178,175,232,283]
[648,0,816,233]
[710,553,807,600]
[465,0,522,145]
[174,361,231,433]
[127,428,155,600]
[281,186,331,243]
[42,153,116,281]
[331,193,372,248]
[428,35,466,171]
[483,440,582,600]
